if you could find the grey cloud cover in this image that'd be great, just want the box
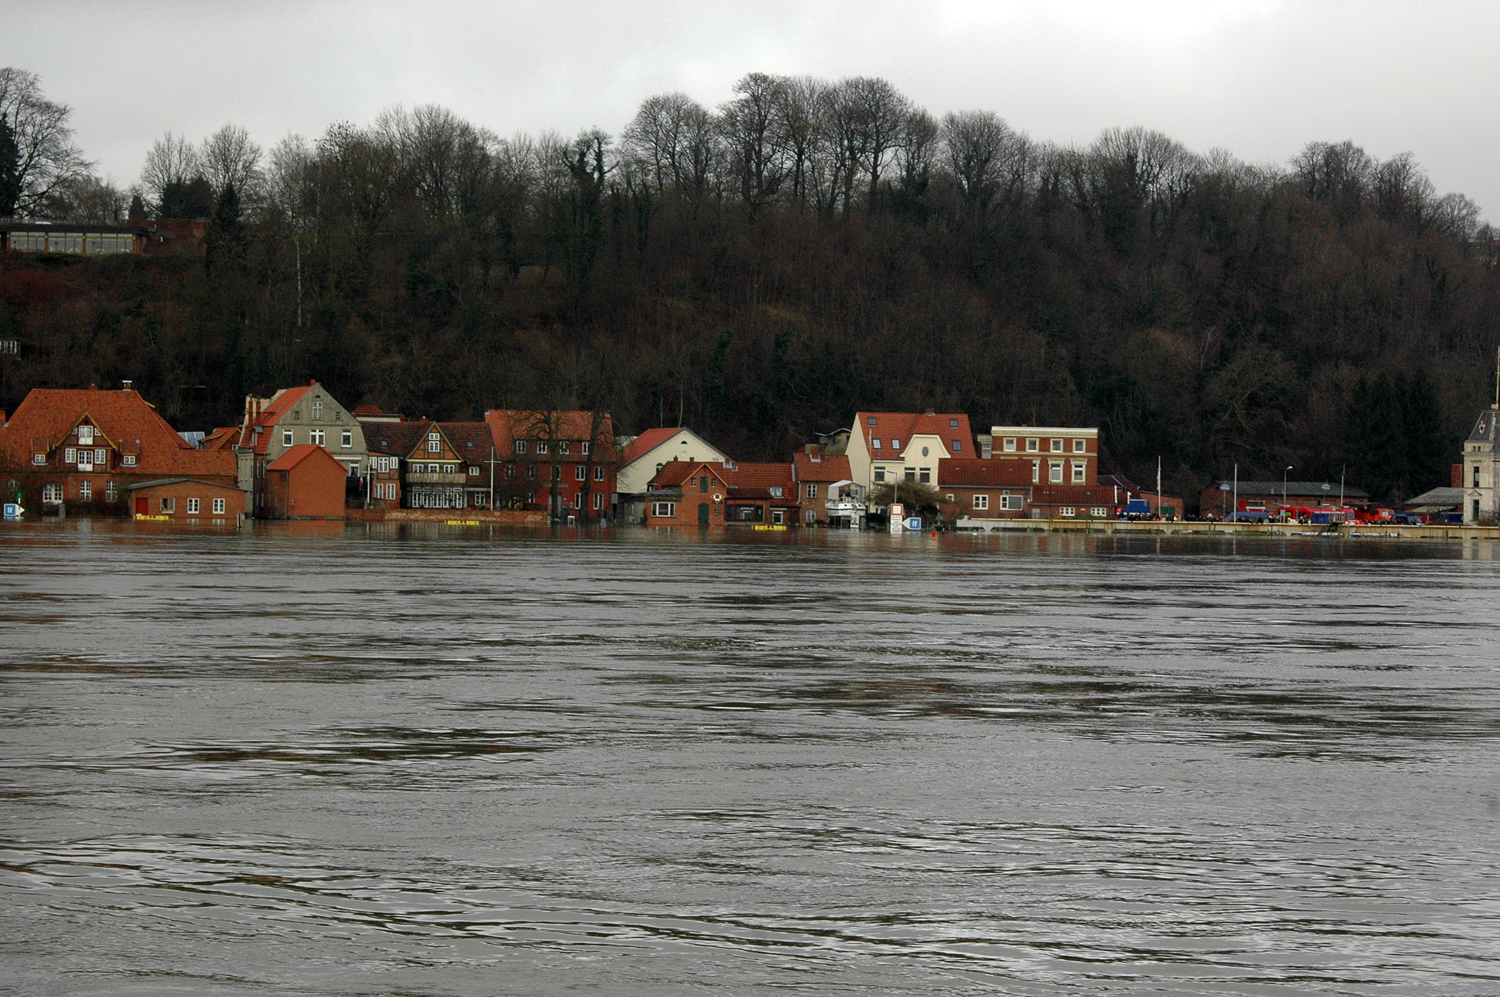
[6,0,1498,219]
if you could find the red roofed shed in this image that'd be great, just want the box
[265,445,347,520]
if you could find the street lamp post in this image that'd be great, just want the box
[1283,465,1293,522]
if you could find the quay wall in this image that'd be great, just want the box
[346,508,548,526]
[956,519,1500,541]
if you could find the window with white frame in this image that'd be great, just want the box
[905,468,916,481]
[874,467,886,482]
[593,492,604,510]
[652,501,676,518]
[581,441,591,455]
[32,453,45,465]
[891,438,901,450]
[377,456,389,472]
[79,480,91,501]
[94,448,106,464]
[341,430,352,448]
[312,400,323,420]
[1091,507,1108,517]
[213,498,226,514]
[871,438,882,449]
[79,425,94,445]
[1050,439,1063,452]
[160,497,175,513]
[469,466,480,477]
[77,450,92,470]
[310,429,326,446]
[1050,462,1064,483]
[919,468,931,483]
[515,440,527,455]
[806,483,817,499]
[105,481,117,502]
[187,498,199,514]
[427,433,440,453]
[1026,438,1039,452]
[973,493,989,510]
[443,464,455,474]
[65,447,76,463]
[575,465,586,481]
[282,429,293,447]
[558,441,570,455]
[122,454,136,466]
[1072,462,1086,484]
[1001,494,1024,510]
[1073,439,1086,453]
[594,465,604,481]
[42,484,62,504]
[1003,437,1016,452]
[805,508,816,522]
[1059,506,1075,517]
[537,441,549,455]
[1031,460,1040,483]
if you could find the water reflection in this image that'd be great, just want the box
[1,524,1498,994]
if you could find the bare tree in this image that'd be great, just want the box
[622,92,718,200]
[139,132,201,210]
[0,68,92,217]
[843,76,911,211]
[199,124,263,205]
[42,175,126,223]
[721,72,788,214]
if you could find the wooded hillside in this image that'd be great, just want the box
[2,71,1497,505]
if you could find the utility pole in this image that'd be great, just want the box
[1156,456,1162,519]
[1233,463,1238,523]
[488,446,495,510]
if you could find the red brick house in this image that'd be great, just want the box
[940,457,1122,522]
[485,409,617,520]
[125,478,247,520]
[645,460,733,526]
[792,449,854,525]
[265,445,347,520]
[363,421,427,510]
[0,386,238,514]
[722,462,800,526]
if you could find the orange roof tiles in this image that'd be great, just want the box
[238,384,313,455]
[856,410,974,456]
[0,387,235,481]
[619,427,681,467]
[267,443,340,472]
[939,459,1036,487]
[793,452,851,482]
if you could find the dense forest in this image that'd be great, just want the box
[2,67,1497,506]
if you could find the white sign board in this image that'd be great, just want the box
[888,502,904,534]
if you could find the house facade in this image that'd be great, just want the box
[264,445,348,520]
[125,478,246,520]
[792,449,854,525]
[645,460,734,526]
[1462,407,1500,524]
[616,428,727,523]
[0,386,238,514]
[844,410,975,491]
[986,425,1100,489]
[485,409,616,520]
[236,381,369,516]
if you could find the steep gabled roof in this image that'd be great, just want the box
[1468,408,1499,446]
[649,459,726,489]
[793,452,851,482]
[855,410,973,457]
[365,421,428,458]
[267,443,344,473]
[620,427,683,467]
[0,387,233,479]
[237,384,314,455]
[438,422,498,465]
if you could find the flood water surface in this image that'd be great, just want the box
[1,525,1498,995]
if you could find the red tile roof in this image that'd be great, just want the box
[619,427,682,467]
[856,410,973,457]
[0,387,235,481]
[939,459,1036,488]
[723,462,797,501]
[649,459,725,489]
[267,443,343,472]
[793,452,851,482]
[365,421,429,458]
[438,422,498,465]
[485,409,616,460]
[237,385,313,455]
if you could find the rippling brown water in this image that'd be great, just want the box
[2,523,1499,995]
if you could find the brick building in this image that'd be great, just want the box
[485,409,616,520]
[792,449,854,525]
[126,478,247,520]
[0,386,238,514]
[264,445,348,520]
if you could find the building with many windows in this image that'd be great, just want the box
[843,410,974,492]
[0,385,238,514]
[235,381,368,516]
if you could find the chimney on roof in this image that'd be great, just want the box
[1453,463,1463,488]
[310,379,318,386]
[121,379,133,391]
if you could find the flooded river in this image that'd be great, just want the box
[2,523,1498,995]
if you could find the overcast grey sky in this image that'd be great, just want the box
[7,0,1498,219]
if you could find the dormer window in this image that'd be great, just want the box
[122,454,137,467]
[891,438,901,450]
[872,438,882,449]
[32,453,45,465]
